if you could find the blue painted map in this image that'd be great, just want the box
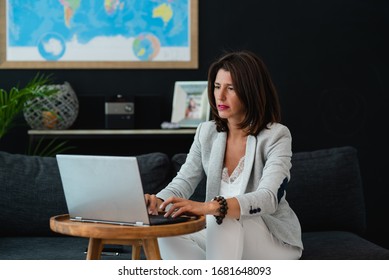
[7,0,190,62]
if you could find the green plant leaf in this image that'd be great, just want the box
[27,137,75,157]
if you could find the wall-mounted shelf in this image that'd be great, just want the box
[28,129,196,137]
[28,129,196,156]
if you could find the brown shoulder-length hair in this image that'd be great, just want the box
[207,50,281,135]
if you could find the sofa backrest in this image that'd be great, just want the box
[287,146,366,235]
[171,146,367,235]
[0,151,171,237]
[0,152,67,237]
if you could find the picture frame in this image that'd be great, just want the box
[171,81,210,128]
[0,0,198,69]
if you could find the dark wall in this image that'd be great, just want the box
[1,1,388,249]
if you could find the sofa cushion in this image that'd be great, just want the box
[136,152,171,195]
[0,151,67,237]
[0,151,171,237]
[301,231,389,260]
[287,146,366,235]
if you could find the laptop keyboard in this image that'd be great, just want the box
[148,214,195,225]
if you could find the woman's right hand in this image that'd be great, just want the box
[144,194,163,215]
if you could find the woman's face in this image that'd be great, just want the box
[214,69,245,125]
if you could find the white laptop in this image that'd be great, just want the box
[56,154,194,226]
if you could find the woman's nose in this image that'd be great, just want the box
[217,88,226,100]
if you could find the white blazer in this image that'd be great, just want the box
[157,121,303,249]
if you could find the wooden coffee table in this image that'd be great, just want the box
[50,214,206,260]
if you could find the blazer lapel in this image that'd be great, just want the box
[206,132,226,201]
[239,135,256,194]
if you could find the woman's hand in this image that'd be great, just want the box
[144,194,164,215]
[160,197,220,218]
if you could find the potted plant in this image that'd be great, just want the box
[0,73,58,139]
[0,73,73,156]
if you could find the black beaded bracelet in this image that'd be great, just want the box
[213,196,228,225]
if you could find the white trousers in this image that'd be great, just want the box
[158,215,302,260]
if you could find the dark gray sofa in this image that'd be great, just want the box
[1,146,389,260]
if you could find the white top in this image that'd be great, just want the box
[220,156,246,198]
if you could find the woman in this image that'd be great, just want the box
[145,50,303,259]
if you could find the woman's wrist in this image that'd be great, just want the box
[208,199,222,216]
[212,195,228,225]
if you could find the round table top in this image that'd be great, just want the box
[50,214,206,240]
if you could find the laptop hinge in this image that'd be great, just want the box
[135,221,144,226]
[74,216,83,221]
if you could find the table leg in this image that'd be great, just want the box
[142,238,161,260]
[131,240,142,260]
[86,238,103,260]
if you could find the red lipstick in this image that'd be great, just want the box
[217,105,229,110]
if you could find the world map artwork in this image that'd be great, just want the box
[6,0,190,62]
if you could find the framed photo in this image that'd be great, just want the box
[0,0,198,69]
[171,81,210,128]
